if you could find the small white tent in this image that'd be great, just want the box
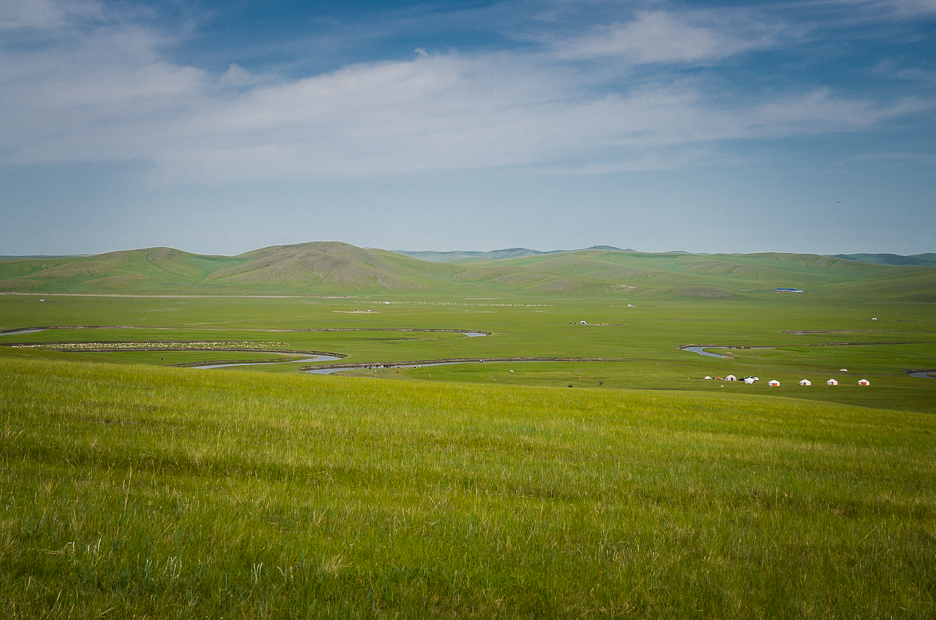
[799,379,811,386]
[827,378,838,386]
[725,374,737,381]
[858,379,870,386]
[768,380,780,387]
[744,377,756,384]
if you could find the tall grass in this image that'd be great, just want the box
[2,357,934,618]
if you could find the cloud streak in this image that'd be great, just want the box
[551,10,780,63]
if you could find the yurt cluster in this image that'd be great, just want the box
[703,372,871,387]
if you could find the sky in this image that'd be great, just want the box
[1,0,934,256]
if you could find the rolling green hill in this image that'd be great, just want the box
[1,242,934,300]
[831,252,936,267]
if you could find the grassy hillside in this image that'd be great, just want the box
[0,243,460,295]
[2,242,935,299]
[2,357,934,618]
[832,252,936,267]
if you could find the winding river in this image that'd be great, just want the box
[196,355,342,369]
[4,326,932,378]
[681,346,728,358]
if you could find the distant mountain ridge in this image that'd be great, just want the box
[395,246,634,263]
[0,242,934,301]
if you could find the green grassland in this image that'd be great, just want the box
[1,244,935,617]
[2,358,935,618]
[1,288,933,413]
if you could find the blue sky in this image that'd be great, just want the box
[1,0,934,256]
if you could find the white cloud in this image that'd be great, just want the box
[553,10,771,63]
[219,64,263,87]
[865,0,936,17]
[0,0,99,30]
[0,0,931,183]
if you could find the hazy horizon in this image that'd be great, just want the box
[1,242,934,261]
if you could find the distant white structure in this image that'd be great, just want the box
[580,320,587,325]
[839,368,847,372]
[872,318,878,321]
[799,379,812,386]
[827,379,838,386]
[744,377,756,384]
[725,374,737,381]
[704,376,712,380]
[858,379,870,386]
[768,380,780,387]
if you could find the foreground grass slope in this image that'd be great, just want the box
[2,358,934,618]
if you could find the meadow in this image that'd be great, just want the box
[2,357,935,618]
[1,291,933,413]
[1,252,935,617]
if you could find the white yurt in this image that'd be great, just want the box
[827,378,838,386]
[725,374,737,381]
[858,379,870,386]
[744,377,756,384]
[768,380,780,387]
[799,379,811,386]
[839,368,847,372]
[704,376,712,380]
